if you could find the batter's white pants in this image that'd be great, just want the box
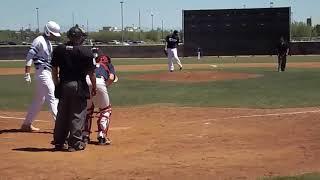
[167,48,183,71]
[23,68,58,125]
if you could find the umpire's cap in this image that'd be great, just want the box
[67,24,87,39]
[173,30,179,35]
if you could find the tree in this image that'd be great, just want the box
[291,21,311,38]
[313,24,320,36]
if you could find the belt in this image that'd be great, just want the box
[35,66,51,71]
[96,76,107,80]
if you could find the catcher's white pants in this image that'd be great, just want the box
[86,77,110,109]
[23,68,58,125]
[86,77,111,138]
[167,48,182,71]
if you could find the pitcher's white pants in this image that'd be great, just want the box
[167,48,182,71]
[23,68,58,125]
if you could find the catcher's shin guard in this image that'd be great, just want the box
[97,105,112,138]
[83,103,94,136]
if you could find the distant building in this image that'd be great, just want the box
[124,26,139,32]
[102,26,113,31]
[101,26,121,32]
[307,17,312,27]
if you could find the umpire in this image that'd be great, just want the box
[277,36,290,72]
[51,24,97,152]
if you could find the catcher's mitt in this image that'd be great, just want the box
[163,49,168,56]
[106,74,118,87]
[113,75,119,83]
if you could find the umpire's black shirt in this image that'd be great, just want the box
[277,42,289,56]
[51,42,96,98]
[166,34,179,49]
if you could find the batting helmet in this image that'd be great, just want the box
[44,21,61,37]
[67,24,87,39]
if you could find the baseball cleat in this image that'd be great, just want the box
[97,137,111,145]
[179,67,183,71]
[20,124,40,132]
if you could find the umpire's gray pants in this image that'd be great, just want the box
[54,81,87,149]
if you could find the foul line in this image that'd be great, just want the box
[182,109,320,124]
[2,109,320,127]
[0,116,48,122]
[0,115,131,131]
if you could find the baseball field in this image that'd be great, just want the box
[0,56,320,180]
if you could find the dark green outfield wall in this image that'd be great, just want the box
[0,42,319,60]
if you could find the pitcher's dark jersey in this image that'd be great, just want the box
[166,34,179,49]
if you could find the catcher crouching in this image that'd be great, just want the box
[83,50,117,145]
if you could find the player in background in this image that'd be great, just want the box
[21,21,61,132]
[277,36,290,72]
[83,47,117,145]
[164,30,183,72]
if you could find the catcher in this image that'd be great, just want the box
[83,48,117,145]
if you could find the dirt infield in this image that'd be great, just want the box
[1,106,320,180]
[130,71,262,82]
[1,62,320,75]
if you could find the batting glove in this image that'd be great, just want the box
[24,73,32,84]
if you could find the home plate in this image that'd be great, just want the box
[210,65,218,68]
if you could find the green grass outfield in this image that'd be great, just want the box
[1,56,320,110]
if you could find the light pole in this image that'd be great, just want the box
[161,20,164,40]
[120,1,124,43]
[72,12,75,26]
[36,8,39,33]
[151,13,154,31]
[139,9,141,41]
[86,19,89,33]
[289,0,293,41]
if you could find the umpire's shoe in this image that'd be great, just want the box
[83,136,90,144]
[54,144,68,151]
[68,142,86,152]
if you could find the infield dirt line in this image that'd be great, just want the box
[0,115,131,131]
[2,109,320,125]
[0,115,48,122]
[180,109,320,124]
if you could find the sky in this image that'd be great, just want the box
[0,0,319,32]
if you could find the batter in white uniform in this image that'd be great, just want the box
[21,21,61,132]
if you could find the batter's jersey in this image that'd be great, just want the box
[166,34,179,49]
[26,35,53,70]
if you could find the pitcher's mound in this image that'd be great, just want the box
[131,71,262,82]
